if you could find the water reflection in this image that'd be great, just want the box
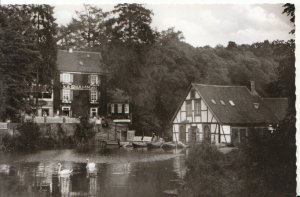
[0,149,186,197]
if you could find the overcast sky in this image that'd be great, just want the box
[53,4,294,47]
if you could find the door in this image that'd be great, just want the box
[231,128,239,146]
[203,124,211,143]
[179,125,186,143]
[189,126,197,143]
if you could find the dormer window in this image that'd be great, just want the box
[220,100,225,105]
[211,99,216,104]
[253,103,259,109]
[229,100,235,106]
[190,89,195,99]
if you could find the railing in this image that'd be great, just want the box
[24,115,98,124]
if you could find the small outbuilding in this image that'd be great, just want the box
[170,82,288,145]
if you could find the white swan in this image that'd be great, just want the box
[58,163,73,175]
[86,159,96,171]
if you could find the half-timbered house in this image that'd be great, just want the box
[171,82,288,145]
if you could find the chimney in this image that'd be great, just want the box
[250,81,257,95]
[68,48,73,53]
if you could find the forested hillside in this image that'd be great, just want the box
[57,4,295,136]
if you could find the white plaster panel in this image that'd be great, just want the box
[208,110,213,122]
[201,100,207,110]
[201,111,207,122]
[222,125,231,135]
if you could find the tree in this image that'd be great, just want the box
[0,11,39,121]
[282,3,295,34]
[57,4,108,50]
[107,3,156,46]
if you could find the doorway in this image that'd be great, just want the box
[179,125,186,143]
[189,126,197,143]
[203,124,211,143]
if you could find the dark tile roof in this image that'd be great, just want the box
[192,83,280,124]
[262,98,288,121]
[57,50,105,73]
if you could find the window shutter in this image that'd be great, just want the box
[70,74,74,83]
[60,89,63,100]
[70,90,73,101]
[98,75,101,85]
[60,74,63,82]
[88,75,91,85]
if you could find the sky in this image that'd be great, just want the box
[53,4,294,47]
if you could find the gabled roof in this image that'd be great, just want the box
[262,98,288,121]
[57,50,105,73]
[192,83,281,124]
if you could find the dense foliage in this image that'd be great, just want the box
[0,5,58,121]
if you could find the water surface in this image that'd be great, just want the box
[0,148,186,197]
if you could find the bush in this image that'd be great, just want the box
[180,143,226,197]
[15,122,41,150]
[74,115,95,146]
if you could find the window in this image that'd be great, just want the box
[117,104,122,113]
[63,89,70,101]
[124,104,129,114]
[194,100,201,115]
[229,100,235,106]
[63,73,71,83]
[111,104,115,114]
[190,89,195,99]
[211,99,216,104]
[90,108,98,117]
[42,92,52,99]
[220,100,225,105]
[186,101,192,116]
[90,75,98,85]
[90,91,97,102]
[62,107,70,117]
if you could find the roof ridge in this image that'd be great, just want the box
[262,98,288,100]
[192,83,247,88]
[58,50,101,55]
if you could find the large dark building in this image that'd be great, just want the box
[53,49,107,118]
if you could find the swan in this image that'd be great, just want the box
[57,163,73,175]
[86,159,96,171]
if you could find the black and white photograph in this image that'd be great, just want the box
[0,0,297,196]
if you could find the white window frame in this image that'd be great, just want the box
[90,107,98,117]
[124,104,129,114]
[62,106,70,117]
[111,104,115,113]
[90,90,97,102]
[63,73,71,83]
[90,75,98,85]
[117,104,122,113]
[63,89,70,101]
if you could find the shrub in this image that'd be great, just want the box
[15,122,41,150]
[74,115,95,146]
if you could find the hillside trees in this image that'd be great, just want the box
[0,5,57,121]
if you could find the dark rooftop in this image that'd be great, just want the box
[262,98,288,121]
[192,83,283,124]
[57,50,105,73]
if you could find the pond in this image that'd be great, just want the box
[0,147,187,197]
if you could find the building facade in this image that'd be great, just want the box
[171,82,288,145]
[54,50,106,118]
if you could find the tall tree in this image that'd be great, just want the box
[107,3,156,46]
[0,11,39,121]
[57,4,108,50]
